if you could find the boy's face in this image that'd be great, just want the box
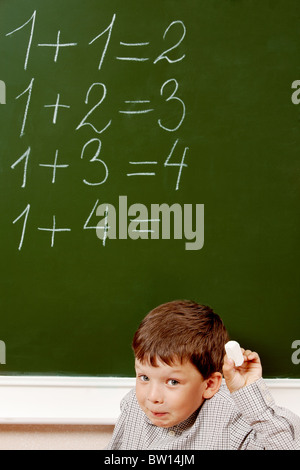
[135,357,209,428]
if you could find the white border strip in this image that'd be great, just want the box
[0,377,298,424]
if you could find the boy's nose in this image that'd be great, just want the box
[147,384,164,404]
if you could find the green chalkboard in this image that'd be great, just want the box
[0,0,299,378]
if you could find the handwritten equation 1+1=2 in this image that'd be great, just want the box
[6,11,190,250]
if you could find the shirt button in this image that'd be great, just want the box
[168,430,176,437]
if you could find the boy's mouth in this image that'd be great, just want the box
[150,410,168,417]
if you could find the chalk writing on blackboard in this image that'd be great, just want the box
[37,31,77,63]
[6,10,203,251]
[12,204,30,251]
[44,94,70,124]
[76,83,112,135]
[6,10,36,71]
[39,150,69,184]
[38,216,71,248]
[89,14,116,70]
[15,78,34,138]
[11,147,30,188]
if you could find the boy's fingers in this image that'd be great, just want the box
[244,349,252,356]
[243,350,260,362]
[223,355,235,374]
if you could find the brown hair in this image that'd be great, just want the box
[132,300,229,379]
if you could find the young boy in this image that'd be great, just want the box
[106,300,300,450]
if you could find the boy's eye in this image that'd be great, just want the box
[139,375,149,382]
[167,379,179,386]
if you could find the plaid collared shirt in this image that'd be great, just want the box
[106,378,300,450]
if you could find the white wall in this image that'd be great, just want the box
[0,424,114,450]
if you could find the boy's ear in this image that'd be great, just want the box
[202,372,222,399]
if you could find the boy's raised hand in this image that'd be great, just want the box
[223,349,262,393]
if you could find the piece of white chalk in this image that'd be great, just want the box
[225,340,244,367]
